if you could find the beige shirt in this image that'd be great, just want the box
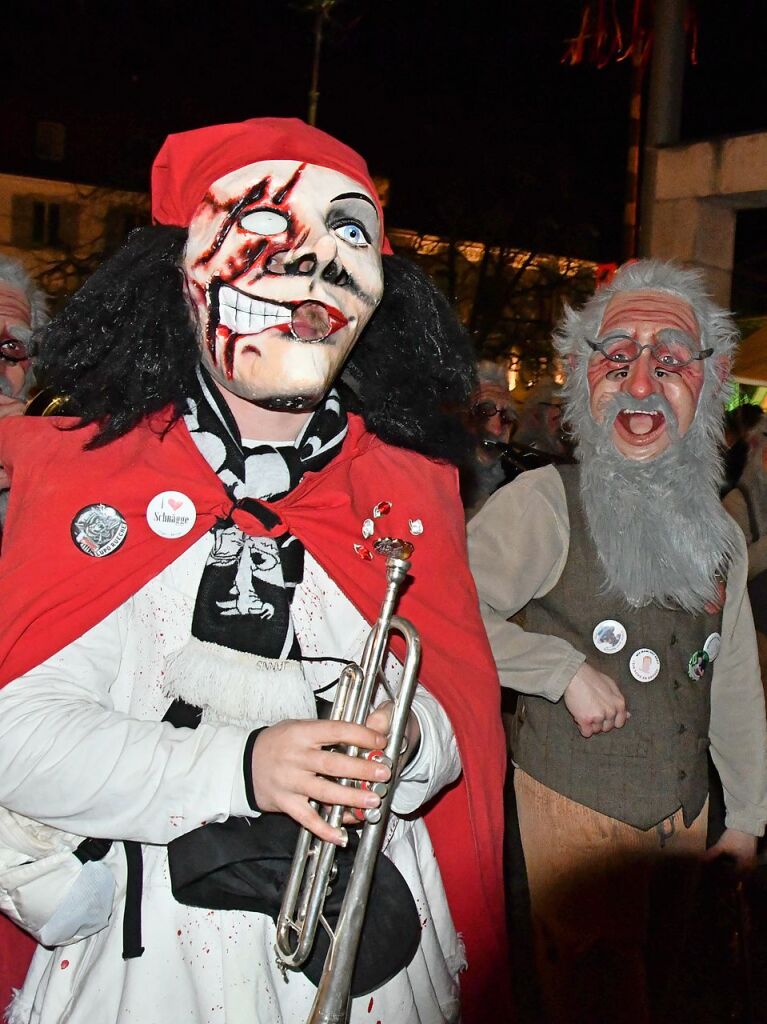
[468,464,767,836]
[723,487,767,580]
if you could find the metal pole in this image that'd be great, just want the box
[645,0,687,147]
[622,53,646,261]
[307,5,325,127]
[638,0,687,255]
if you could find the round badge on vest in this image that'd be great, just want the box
[629,648,661,683]
[703,632,721,662]
[71,504,128,558]
[687,650,710,681]
[592,619,627,655]
[146,491,197,539]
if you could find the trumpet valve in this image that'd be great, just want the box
[364,749,392,770]
[353,747,393,823]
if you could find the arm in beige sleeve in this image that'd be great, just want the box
[723,488,767,580]
[709,530,767,836]
[467,466,586,701]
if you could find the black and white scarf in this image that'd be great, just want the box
[163,365,347,727]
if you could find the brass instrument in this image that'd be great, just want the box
[480,436,572,478]
[275,538,421,1024]
[24,388,73,416]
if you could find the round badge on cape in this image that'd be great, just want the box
[592,619,627,655]
[629,648,660,683]
[71,504,128,558]
[703,632,721,662]
[146,491,197,539]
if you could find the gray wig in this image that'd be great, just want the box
[0,255,48,331]
[0,256,48,525]
[554,259,738,409]
[554,259,740,613]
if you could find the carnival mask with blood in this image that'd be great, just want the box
[0,281,33,401]
[587,290,710,462]
[183,160,384,410]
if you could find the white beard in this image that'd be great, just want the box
[567,379,738,613]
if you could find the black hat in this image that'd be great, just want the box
[168,813,420,996]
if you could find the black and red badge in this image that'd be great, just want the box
[70,504,128,557]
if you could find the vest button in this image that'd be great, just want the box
[672,679,680,690]
[670,634,678,646]
[678,723,686,734]
[678,769,687,780]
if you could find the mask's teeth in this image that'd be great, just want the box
[217,286,292,335]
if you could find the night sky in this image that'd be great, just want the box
[5,0,767,265]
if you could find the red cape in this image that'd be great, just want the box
[0,412,510,1021]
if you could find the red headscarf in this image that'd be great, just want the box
[151,117,391,253]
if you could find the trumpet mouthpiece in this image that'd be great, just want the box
[373,537,414,560]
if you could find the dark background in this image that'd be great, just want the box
[4,0,767,267]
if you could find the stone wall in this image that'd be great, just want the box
[643,132,767,304]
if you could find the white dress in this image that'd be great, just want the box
[0,535,464,1024]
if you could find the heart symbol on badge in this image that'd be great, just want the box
[168,497,183,511]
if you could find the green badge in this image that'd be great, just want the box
[687,650,710,681]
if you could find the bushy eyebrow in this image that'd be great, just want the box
[330,192,379,216]
[597,326,697,345]
[597,329,633,342]
[656,327,698,345]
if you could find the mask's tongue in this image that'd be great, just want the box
[291,301,331,342]
[628,413,656,435]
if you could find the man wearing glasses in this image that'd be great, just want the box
[0,256,44,418]
[0,257,46,528]
[469,260,767,1023]
[463,360,518,518]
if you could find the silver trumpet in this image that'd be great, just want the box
[275,537,421,1024]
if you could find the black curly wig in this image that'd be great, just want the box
[35,226,475,462]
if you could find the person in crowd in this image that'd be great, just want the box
[721,402,763,495]
[723,413,767,690]
[0,256,47,532]
[462,359,518,518]
[469,259,767,1024]
[512,376,570,460]
[0,118,508,1024]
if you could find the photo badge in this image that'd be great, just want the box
[592,619,627,655]
[629,648,661,682]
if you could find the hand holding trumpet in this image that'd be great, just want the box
[250,719,392,846]
[250,702,420,846]
[273,543,422,1019]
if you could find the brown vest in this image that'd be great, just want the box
[512,465,723,829]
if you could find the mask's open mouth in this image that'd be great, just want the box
[215,283,348,343]
[614,409,666,444]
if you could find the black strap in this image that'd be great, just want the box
[243,728,266,812]
[73,836,113,865]
[113,700,201,959]
[163,698,203,730]
[121,841,145,959]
